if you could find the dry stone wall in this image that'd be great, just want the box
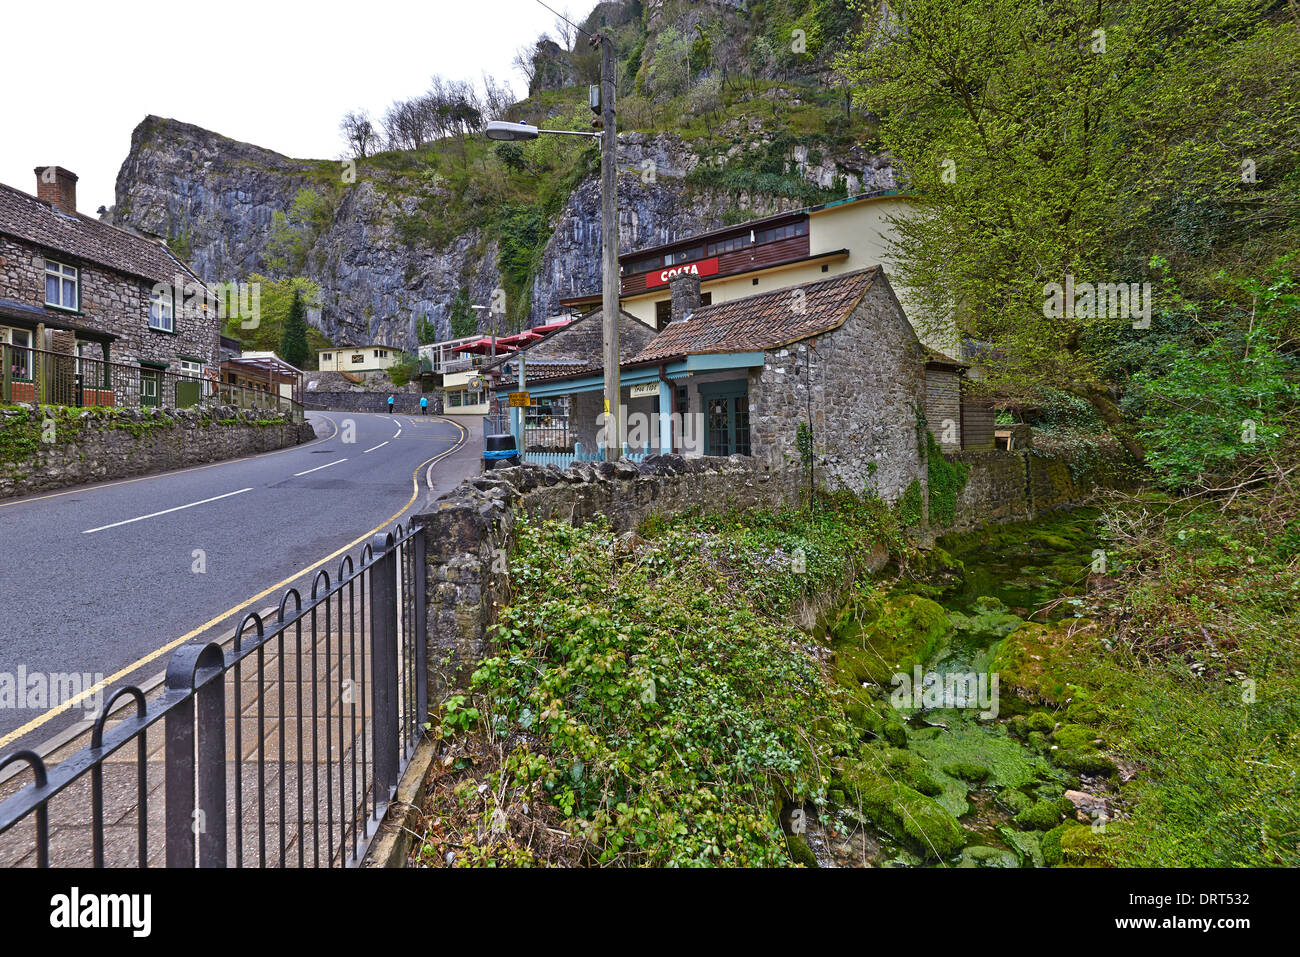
[0,403,314,499]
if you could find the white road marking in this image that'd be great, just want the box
[363,441,389,454]
[392,423,402,438]
[82,488,252,534]
[293,458,348,477]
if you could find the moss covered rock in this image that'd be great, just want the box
[957,844,1020,868]
[1013,799,1064,831]
[997,825,1045,867]
[1026,711,1056,733]
[832,594,953,687]
[987,620,1102,707]
[833,759,968,860]
[786,833,818,868]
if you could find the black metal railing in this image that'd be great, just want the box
[0,523,426,867]
[1,343,304,422]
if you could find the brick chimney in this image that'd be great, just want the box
[669,272,701,324]
[34,166,78,214]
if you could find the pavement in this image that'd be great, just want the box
[0,411,484,757]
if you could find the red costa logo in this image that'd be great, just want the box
[645,257,719,288]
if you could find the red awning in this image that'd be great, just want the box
[451,337,516,354]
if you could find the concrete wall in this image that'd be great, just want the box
[0,404,315,500]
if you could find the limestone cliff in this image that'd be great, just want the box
[109,115,892,352]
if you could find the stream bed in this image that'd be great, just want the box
[804,508,1124,867]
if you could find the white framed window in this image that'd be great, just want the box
[45,261,79,310]
[149,286,175,332]
[375,349,388,358]
[177,359,203,378]
[3,327,33,380]
[322,353,332,361]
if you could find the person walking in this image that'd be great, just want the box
[387,394,395,413]
[419,395,428,415]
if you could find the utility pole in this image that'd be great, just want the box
[594,30,620,462]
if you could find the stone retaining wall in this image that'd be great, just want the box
[938,449,1130,534]
[303,391,438,414]
[414,445,1126,708]
[413,455,800,701]
[0,404,315,500]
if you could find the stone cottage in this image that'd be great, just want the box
[0,166,220,407]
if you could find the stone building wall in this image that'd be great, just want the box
[0,404,314,500]
[748,278,926,503]
[0,236,220,374]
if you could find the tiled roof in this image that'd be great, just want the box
[633,267,881,363]
[0,182,205,287]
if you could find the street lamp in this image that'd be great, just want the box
[482,31,620,463]
[485,121,600,141]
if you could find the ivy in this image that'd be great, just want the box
[926,432,969,528]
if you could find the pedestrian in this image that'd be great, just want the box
[420,395,428,415]
[387,395,394,413]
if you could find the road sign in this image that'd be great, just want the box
[508,392,531,408]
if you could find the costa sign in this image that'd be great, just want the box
[645,257,719,288]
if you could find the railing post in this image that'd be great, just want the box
[164,642,227,867]
[413,528,428,724]
[369,532,400,800]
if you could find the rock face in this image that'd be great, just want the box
[109,116,895,353]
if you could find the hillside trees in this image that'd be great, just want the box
[842,0,1300,463]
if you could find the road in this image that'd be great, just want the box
[0,410,481,754]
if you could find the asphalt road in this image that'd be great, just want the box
[0,410,481,753]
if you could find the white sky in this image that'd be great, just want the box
[0,0,571,213]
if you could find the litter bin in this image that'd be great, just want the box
[483,432,519,471]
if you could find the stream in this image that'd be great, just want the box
[807,508,1119,868]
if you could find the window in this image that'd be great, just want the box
[375,349,388,358]
[351,354,365,364]
[753,220,808,246]
[701,381,751,456]
[700,292,713,306]
[322,353,332,361]
[177,359,203,379]
[664,246,704,266]
[627,255,662,274]
[707,235,749,256]
[3,327,32,380]
[45,261,79,310]
[148,285,174,331]
[655,300,673,325]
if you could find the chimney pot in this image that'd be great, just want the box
[34,166,78,215]
[668,272,701,324]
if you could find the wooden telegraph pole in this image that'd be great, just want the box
[593,31,620,463]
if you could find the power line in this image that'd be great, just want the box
[530,0,592,39]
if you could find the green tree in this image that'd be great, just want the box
[280,287,310,368]
[841,0,1299,462]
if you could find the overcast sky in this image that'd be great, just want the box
[0,0,573,213]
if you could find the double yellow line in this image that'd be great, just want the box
[0,414,468,752]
